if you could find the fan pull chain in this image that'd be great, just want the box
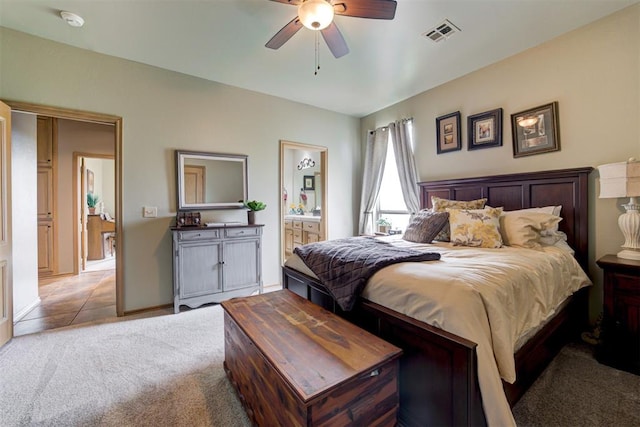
[314,31,320,76]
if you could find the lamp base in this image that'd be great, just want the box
[617,249,640,261]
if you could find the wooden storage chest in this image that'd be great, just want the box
[222,290,402,426]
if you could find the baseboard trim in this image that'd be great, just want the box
[13,297,42,322]
[123,303,172,317]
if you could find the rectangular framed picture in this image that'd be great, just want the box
[436,111,461,154]
[467,108,502,150]
[303,175,315,191]
[87,169,94,194]
[511,101,560,158]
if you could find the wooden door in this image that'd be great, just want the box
[37,222,54,273]
[0,101,13,348]
[184,165,205,204]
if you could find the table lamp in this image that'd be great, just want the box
[598,158,640,260]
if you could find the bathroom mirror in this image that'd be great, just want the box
[280,141,328,264]
[176,150,247,210]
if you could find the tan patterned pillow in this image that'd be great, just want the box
[403,211,449,243]
[447,207,504,248]
[431,196,487,241]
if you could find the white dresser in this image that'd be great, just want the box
[172,224,263,313]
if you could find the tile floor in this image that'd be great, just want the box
[14,259,281,337]
[14,268,119,337]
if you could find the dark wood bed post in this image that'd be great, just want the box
[283,167,593,427]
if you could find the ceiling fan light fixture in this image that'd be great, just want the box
[298,0,334,31]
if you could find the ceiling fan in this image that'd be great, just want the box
[265,0,397,58]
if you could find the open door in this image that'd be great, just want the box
[80,159,87,271]
[0,100,13,348]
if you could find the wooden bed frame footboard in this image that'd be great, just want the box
[283,167,593,426]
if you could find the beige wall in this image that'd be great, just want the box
[362,5,640,320]
[0,28,360,312]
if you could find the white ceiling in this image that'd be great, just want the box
[1,0,637,117]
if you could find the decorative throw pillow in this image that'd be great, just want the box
[500,211,562,249]
[515,206,562,236]
[447,207,504,248]
[431,196,488,241]
[403,211,449,243]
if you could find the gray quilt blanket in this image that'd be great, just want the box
[293,237,441,311]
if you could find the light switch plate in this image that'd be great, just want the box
[143,206,157,218]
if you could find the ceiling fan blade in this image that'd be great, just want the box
[266,17,303,50]
[268,0,302,6]
[321,22,349,58]
[333,0,397,20]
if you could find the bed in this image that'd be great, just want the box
[282,167,593,426]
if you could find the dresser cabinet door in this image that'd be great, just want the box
[223,238,260,291]
[177,241,222,299]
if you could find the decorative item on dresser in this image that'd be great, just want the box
[598,158,640,260]
[596,255,640,375]
[171,224,263,313]
[222,289,402,426]
[282,167,592,426]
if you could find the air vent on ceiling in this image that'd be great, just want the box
[422,19,461,43]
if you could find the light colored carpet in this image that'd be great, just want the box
[1,304,639,426]
[0,305,250,427]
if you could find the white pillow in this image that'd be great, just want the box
[517,206,562,236]
[500,210,562,249]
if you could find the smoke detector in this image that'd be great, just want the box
[60,11,85,28]
[422,19,460,43]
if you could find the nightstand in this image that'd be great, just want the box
[596,255,640,375]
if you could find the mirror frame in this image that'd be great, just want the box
[176,150,248,210]
[280,140,328,264]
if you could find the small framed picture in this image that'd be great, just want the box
[511,102,560,158]
[303,175,315,191]
[467,108,502,150]
[436,111,461,154]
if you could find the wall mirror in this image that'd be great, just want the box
[280,141,328,265]
[176,150,247,210]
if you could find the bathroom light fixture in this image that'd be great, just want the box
[60,11,85,28]
[297,157,316,170]
[298,0,335,30]
[598,158,640,260]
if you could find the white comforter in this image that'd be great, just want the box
[285,236,591,427]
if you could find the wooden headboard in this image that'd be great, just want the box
[419,167,593,270]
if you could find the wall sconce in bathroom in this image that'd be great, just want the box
[297,157,316,170]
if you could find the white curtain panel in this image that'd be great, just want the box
[358,127,389,235]
[390,119,421,217]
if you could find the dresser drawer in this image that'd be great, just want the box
[292,220,303,230]
[293,229,303,243]
[225,227,260,238]
[303,221,320,233]
[614,273,640,293]
[177,229,220,241]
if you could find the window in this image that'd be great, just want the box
[375,139,410,233]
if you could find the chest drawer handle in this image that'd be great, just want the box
[369,369,379,377]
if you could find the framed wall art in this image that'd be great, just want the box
[303,175,315,191]
[511,101,560,158]
[467,108,502,150]
[87,169,94,194]
[436,111,461,154]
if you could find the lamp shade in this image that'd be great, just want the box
[298,0,334,30]
[598,158,640,198]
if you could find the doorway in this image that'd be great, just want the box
[7,101,124,332]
